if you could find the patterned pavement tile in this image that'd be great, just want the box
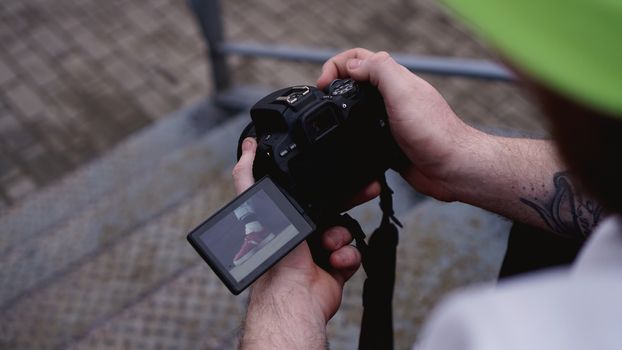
[0,1,547,349]
[0,0,546,207]
[0,0,208,206]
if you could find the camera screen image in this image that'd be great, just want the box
[187,177,315,293]
[200,190,298,281]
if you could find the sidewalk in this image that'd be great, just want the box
[0,1,542,348]
[0,0,208,206]
[0,0,545,209]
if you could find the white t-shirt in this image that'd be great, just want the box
[416,215,622,350]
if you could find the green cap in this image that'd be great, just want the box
[441,0,622,117]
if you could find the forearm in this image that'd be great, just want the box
[240,280,328,350]
[448,128,603,239]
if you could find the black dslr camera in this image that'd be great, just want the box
[187,80,407,294]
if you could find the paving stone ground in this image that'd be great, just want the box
[0,0,545,208]
[0,0,548,349]
[0,0,209,207]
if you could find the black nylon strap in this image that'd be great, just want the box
[324,174,400,349]
[332,174,399,350]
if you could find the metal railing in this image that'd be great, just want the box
[189,0,515,98]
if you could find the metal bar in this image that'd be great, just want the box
[188,0,230,91]
[218,42,515,82]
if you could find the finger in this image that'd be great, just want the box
[328,245,362,285]
[317,48,374,89]
[232,137,257,194]
[341,181,381,211]
[344,51,413,94]
[322,226,353,251]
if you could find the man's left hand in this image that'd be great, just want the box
[235,137,363,349]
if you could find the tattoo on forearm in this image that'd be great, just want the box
[520,171,603,239]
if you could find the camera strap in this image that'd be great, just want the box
[336,174,401,350]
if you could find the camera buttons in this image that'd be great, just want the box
[280,143,297,156]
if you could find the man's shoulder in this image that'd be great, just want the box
[416,217,622,350]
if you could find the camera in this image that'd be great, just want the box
[187,80,407,294]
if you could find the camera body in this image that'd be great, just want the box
[187,80,408,295]
[239,79,407,222]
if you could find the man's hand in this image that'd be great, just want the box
[235,137,362,349]
[318,48,602,238]
[317,48,475,202]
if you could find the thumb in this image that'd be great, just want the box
[232,137,257,194]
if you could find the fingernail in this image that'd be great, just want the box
[242,137,254,151]
[328,234,340,249]
[347,58,362,70]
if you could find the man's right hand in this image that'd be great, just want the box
[318,49,601,239]
[317,48,476,202]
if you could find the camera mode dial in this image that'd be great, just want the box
[327,79,358,98]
